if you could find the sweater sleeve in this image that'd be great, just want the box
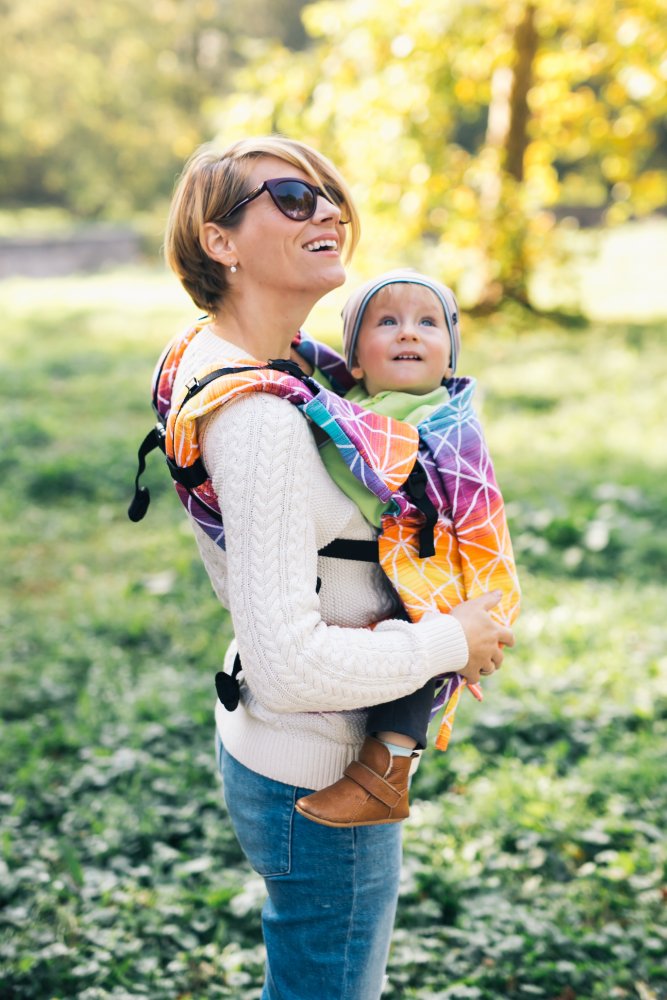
[203,391,469,715]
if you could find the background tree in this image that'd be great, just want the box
[1,0,665,304]
[0,0,310,218]
[213,0,667,305]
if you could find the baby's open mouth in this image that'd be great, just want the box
[393,353,421,361]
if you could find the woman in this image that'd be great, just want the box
[163,136,513,1000]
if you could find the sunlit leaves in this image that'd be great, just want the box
[0,0,306,218]
[213,0,667,305]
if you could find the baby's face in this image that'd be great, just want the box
[351,284,452,397]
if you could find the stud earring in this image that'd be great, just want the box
[230,264,238,273]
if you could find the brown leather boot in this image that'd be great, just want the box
[294,736,416,827]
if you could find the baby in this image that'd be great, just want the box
[295,269,520,828]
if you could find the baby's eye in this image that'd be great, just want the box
[379,316,397,326]
[420,317,437,327]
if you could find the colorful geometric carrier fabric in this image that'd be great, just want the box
[154,322,520,751]
[378,376,520,748]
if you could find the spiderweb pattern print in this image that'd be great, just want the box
[164,330,419,500]
[292,330,356,396]
[152,324,519,750]
[378,377,521,749]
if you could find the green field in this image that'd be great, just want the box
[1,266,666,999]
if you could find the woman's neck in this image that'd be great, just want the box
[208,284,316,362]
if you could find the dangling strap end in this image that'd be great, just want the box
[128,425,163,523]
[215,653,243,712]
[128,486,151,522]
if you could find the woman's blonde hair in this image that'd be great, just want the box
[164,135,360,313]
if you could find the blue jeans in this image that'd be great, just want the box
[216,736,402,1000]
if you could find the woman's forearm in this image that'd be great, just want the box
[206,393,469,714]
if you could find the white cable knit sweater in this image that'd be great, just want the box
[173,326,469,790]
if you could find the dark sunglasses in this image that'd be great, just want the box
[216,177,349,224]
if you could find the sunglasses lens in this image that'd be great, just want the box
[273,180,317,220]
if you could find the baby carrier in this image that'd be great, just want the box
[129,322,519,749]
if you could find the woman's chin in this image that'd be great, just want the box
[318,258,346,288]
[305,261,347,295]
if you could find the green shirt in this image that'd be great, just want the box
[317,380,450,528]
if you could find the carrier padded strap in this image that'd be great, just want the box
[343,760,402,808]
[177,365,261,410]
[168,360,318,488]
[178,358,317,413]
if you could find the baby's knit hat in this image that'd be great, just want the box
[342,268,461,374]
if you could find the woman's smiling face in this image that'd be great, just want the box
[351,283,453,396]
[225,155,348,297]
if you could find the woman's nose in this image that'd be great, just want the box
[313,194,342,223]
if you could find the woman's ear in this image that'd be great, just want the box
[200,223,238,267]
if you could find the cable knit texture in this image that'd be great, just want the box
[173,326,469,789]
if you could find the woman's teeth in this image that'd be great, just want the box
[304,239,337,252]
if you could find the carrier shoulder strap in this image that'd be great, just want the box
[128,358,313,522]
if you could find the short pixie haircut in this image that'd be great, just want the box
[164,135,360,313]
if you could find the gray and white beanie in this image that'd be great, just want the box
[341,268,461,374]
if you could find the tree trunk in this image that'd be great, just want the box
[505,4,538,182]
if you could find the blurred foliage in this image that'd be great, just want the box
[0,259,665,997]
[0,0,310,218]
[214,0,667,304]
[2,0,666,307]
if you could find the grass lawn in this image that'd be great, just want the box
[1,263,665,1000]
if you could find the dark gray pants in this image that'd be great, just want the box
[365,679,435,749]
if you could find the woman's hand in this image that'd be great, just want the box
[450,591,515,684]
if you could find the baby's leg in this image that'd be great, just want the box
[376,731,417,750]
[367,679,436,751]
[295,681,436,828]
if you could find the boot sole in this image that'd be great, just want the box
[294,803,407,827]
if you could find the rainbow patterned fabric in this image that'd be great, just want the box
[154,322,520,750]
[377,375,520,748]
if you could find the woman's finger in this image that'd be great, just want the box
[498,625,515,648]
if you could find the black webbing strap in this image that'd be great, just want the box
[266,357,319,385]
[165,455,208,489]
[130,365,258,525]
[176,358,319,416]
[128,423,166,522]
[128,421,209,521]
[318,538,380,562]
[176,365,263,413]
[406,462,437,558]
